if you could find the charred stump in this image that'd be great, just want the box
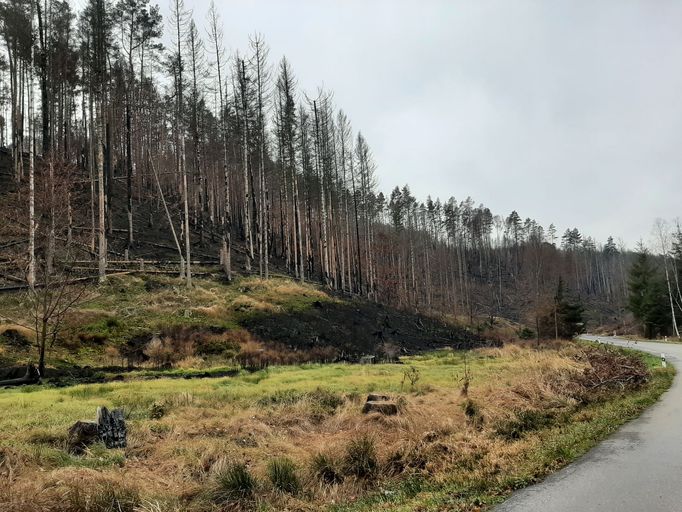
[97,406,127,448]
[67,406,127,453]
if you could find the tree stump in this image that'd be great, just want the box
[362,401,398,415]
[67,406,127,453]
[362,393,398,415]
[366,393,390,402]
[67,421,100,454]
[97,406,127,448]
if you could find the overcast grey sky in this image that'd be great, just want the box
[167,0,682,247]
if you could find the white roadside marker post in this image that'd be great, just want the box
[661,353,667,368]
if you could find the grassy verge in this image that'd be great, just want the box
[334,348,673,511]
[0,342,672,512]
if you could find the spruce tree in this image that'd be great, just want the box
[628,247,671,338]
[552,277,586,339]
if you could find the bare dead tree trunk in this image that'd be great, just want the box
[313,100,330,287]
[27,31,35,288]
[238,60,253,272]
[97,101,106,283]
[208,2,231,281]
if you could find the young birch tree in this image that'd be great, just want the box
[654,218,680,338]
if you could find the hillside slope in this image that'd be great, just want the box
[0,274,491,382]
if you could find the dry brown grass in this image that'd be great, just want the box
[230,294,280,314]
[0,467,144,512]
[175,356,207,369]
[0,323,34,340]
[191,304,229,319]
[238,277,329,302]
[63,309,115,329]
[0,343,660,512]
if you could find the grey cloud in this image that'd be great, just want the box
[170,0,682,246]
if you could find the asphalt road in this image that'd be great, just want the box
[494,335,682,512]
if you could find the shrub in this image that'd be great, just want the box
[143,277,167,292]
[308,388,345,415]
[212,463,256,504]
[0,328,31,348]
[401,366,421,391]
[342,435,378,479]
[149,402,166,420]
[384,448,409,476]
[518,327,535,340]
[379,342,400,362]
[459,352,472,397]
[195,333,238,356]
[311,452,343,484]
[104,346,121,366]
[234,336,338,368]
[235,339,271,370]
[175,356,205,369]
[267,457,300,494]
[143,337,175,368]
[105,317,121,329]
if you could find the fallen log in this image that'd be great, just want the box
[0,364,40,387]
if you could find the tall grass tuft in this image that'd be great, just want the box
[211,462,256,504]
[63,482,140,512]
[267,457,301,494]
[342,435,378,479]
[311,452,343,484]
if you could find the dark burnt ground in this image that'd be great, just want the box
[240,297,493,359]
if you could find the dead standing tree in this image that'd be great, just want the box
[5,156,90,377]
[207,1,232,280]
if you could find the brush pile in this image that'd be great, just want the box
[574,346,650,397]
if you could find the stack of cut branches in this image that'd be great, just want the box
[575,347,650,395]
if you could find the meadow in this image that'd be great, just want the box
[0,342,672,512]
